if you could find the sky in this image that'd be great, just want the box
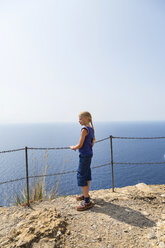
[0,0,165,123]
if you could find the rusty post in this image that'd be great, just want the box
[110,136,114,192]
[25,146,30,207]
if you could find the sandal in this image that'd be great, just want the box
[77,201,93,211]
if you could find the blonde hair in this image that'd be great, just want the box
[79,111,96,142]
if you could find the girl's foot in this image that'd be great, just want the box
[77,201,93,211]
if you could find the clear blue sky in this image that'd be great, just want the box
[0,0,165,123]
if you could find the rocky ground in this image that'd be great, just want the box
[0,183,165,248]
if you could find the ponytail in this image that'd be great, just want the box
[90,119,96,143]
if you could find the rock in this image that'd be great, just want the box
[57,231,62,236]
[0,205,67,248]
[97,237,102,241]
[108,245,114,248]
[135,183,153,192]
[148,232,156,239]
[161,214,165,220]
[159,242,165,248]
[142,211,150,216]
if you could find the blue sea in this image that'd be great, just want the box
[0,121,165,206]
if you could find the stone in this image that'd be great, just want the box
[148,232,156,239]
[57,231,62,236]
[142,211,150,216]
[135,183,152,192]
[159,242,165,248]
[97,237,102,241]
[161,214,165,220]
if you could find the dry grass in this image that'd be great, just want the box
[14,150,66,206]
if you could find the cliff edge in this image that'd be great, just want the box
[0,183,165,248]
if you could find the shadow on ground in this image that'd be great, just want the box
[91,198,156,228]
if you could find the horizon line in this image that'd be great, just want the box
[0,120,165,125]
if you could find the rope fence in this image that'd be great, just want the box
[113,136,165,139]
[114,162,165,165]
[0,163,111,186]
[0,135,165,206]
[0,148,25,154]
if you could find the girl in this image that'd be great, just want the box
[70,111,95,211]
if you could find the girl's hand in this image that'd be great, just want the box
[70,146,77,151]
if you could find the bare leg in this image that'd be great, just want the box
[81,181,90,198]
[81,186,89,198]
[87,181,90,191]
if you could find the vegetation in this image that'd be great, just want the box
[14,150,64,206]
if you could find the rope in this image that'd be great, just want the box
[1,159,164,186]
[0,160,164,186]
[114,161,165,165]
[0,177,26,185]
[0,135,165,187]
[112,136,165,140]
[28,137,110,150]
[1,136,165,153]
[28,147,70,150]
[0,148,25,154]
[95,137,109,143]
[92,162,110,169]
[0,162,110,185]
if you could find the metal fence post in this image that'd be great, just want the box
[25,146,30,207]
[110,136,114,192]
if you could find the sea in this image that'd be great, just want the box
[0,121,165,206]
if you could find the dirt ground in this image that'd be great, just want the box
[0,183,165,248]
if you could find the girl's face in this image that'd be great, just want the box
[79,115,89,126]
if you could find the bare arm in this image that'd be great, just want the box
[70,129,88,151]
